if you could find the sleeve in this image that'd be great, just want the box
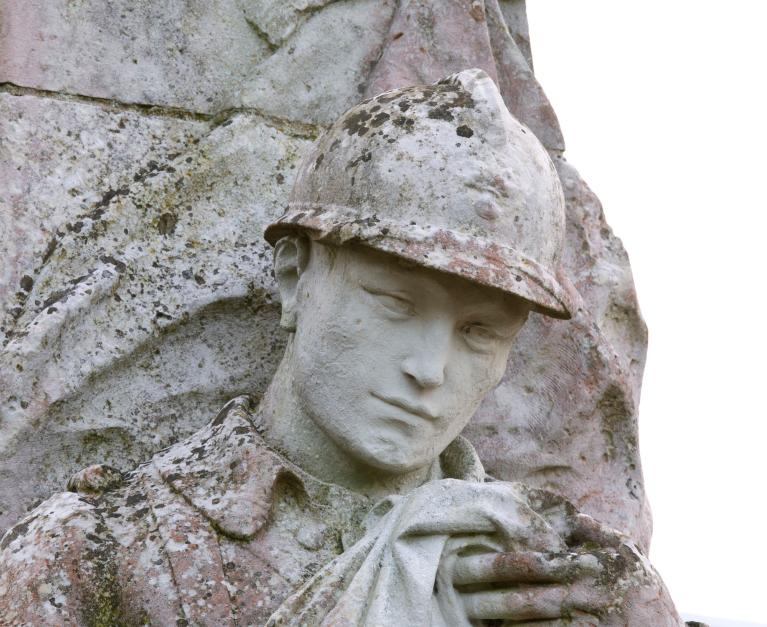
[0,491,122,626]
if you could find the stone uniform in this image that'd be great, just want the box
[0,396,373,626]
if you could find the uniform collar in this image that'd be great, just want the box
[154,395,485,539]
[153,396,297,539]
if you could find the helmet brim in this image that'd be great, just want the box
[265,204,573,320]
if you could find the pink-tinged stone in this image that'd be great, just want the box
[1,0,650,559]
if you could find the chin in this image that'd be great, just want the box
[368,457,427,475]
[356,441,436,476]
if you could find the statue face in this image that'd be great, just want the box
[285,241,529,475]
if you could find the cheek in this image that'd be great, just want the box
[450,348,510,405]
[293,294,388,388]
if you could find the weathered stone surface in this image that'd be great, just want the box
[0,0,270,112]
[467,157,651,547]
[268,69,571,319]
[0,0,651,560]
[0,91,210,343]
[498,0,534,69]
[238,0,398,126]
[0,3,682,618]
[364,0,564,150]
[0,111,312,529]
[0,398,681,624]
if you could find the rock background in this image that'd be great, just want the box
[0,0,651,550]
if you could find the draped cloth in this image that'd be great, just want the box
[267,478,567,626]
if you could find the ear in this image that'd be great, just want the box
[273,234,311,332]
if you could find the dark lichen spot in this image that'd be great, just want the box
[370,112,390,127]
[342,108,373,136]
[91,186,130,215]
[99,255,127,273]
[157,212,178,235]
[456,125,474,138]
[0,518,34,550]
[41,287,73,309]
[355,215,381,228]
[41,237,58,264]
[315,153,324,168]
[392,116,415,131]
[275,172,285,184]
[212,405,231,426]
[375,92,401,105]
[347,151,372,169]
[20,275,33,292]
[427,106,454,122]
[191,445,207,459]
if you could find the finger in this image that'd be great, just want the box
[461,583,608,620]
[453,551,601,585]
[566,513,625,549]
[495,517,568,553]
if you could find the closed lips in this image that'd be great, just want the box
[371,392,438,421]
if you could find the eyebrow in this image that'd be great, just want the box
[359,282,414,299]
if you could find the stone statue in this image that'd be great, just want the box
[1,0,651,561]
[0,70,680,626]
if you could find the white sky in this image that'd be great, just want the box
[526,1,767,623]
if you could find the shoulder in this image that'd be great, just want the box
[151,394,263,485]
[157,395,260,463]
[150,395,291,539]
[0,489,102,560]
[0,465,158,625]
[0,395,267,624]
[0,490,109,624]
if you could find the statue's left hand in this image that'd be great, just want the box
[451,508,681,625]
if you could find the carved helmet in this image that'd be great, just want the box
[265,68,572,319]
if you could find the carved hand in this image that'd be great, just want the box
[451,492,680,625]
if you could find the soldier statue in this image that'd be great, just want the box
[0,70,681,626]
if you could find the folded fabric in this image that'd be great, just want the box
[267,478,566,626]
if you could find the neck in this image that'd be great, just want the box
[259,337,438,501]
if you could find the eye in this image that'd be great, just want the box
[460,323,502,351]
[362,286,415,318]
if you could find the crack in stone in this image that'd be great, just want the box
[244,17,279,53]
[0,81,213,122]
[214,108,321,140]
[0,82,322,139]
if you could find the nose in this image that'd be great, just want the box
[400,324,450,390]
